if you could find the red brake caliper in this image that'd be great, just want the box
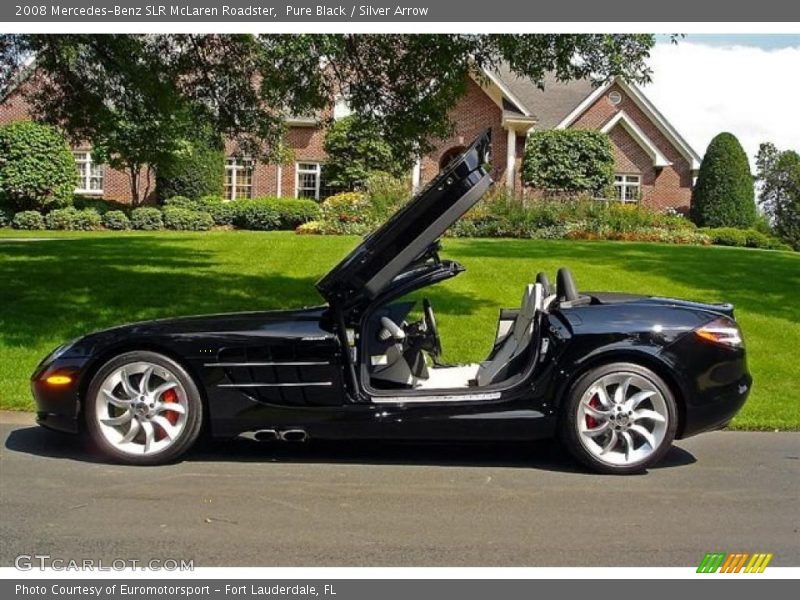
[586,394,600,429]
[155,388,180,440]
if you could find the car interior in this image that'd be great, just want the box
[364,267,591,392]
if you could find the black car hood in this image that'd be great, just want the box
[316,130,492,305]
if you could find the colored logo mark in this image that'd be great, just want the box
[697,552,773,573]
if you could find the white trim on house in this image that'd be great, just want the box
[411,158,422,193]
[554,82,612,130]
[295,161,322,200]
[506,128,516,188]
[276,163,283,197]
[600,110,672,168]
[619,80,702,171]
[556,78,701,171]
[472,69,532,117]
[72,150,105,195]
[286,115,317,127]
[224,157,254,201]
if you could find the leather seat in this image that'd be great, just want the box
[475,282,543,386]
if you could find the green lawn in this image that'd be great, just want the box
[1,230,798,430]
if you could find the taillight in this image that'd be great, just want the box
[695,317,743,348]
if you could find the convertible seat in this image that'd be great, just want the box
[475,282,543,387]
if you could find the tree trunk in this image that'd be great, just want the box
[128,165,140,206]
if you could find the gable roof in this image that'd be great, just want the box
[555,78,701,170]
[601,110,671,168]
[490,66,597,129]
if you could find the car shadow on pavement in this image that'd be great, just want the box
[4,425,696,475]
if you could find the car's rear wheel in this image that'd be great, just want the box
[559,362,677,474]
[85,351,203,465]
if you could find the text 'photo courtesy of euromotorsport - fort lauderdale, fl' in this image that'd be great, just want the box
[34,5,430,18]
[16,585,325,597]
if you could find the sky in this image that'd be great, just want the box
[642,35,800,169]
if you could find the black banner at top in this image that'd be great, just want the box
[3,0,800,22]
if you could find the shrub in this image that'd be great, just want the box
[321,115,405,189]
[130,207,164,230]
[231,199,281,231]
[163,195,197,209]
[0,207,12,228]
[364,172,410,221]
[318,192,374,235]
[256,197,320,229]
[702,227,790,250]
[155,136,225,201]
[12,210,45,230]
[45,207,101,231]
[521,130,615,196]
[0,121,77,212]
[163,207,214,231]
[102,210,131,230]
[73,196,129,215]
[296,220,324,235]
[691,132,757,228]
[197,195,235,226]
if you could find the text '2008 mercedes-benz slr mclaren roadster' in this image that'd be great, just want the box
[32,131,752,474]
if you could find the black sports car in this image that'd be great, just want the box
[32,131,751,474]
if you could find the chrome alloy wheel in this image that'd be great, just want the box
[94,361,188,456]
[576,372,669,467]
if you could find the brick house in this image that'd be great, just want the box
[0,66,701,211]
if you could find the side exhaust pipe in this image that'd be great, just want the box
[279,429,308,442]
[239,429,279,442]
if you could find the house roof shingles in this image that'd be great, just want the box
[492,66,597,129]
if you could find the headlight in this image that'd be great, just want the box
[695,317,743,348]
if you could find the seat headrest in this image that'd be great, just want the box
[557,267,579,302]
[535,272,552,297]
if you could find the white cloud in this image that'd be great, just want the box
[643,42,800,169]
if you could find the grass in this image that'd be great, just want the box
[1,229,798,431]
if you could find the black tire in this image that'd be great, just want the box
[558,362,678,475]
[84,351,203,465]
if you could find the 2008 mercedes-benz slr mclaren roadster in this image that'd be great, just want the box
[32,131,751,474]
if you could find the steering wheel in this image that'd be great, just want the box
[422,298,442,359]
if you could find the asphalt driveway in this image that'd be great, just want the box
[1,412,797,567]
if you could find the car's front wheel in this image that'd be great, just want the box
[559,362,677,474]
[85,351,203,465]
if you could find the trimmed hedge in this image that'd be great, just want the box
[163,195,197,210]
[232,199,281,231]
[12,210,45,230]
[252,197,320,229]
[102,210,131,231]
[197,195,235,226]
[45,207,102,231]
[130,207,164,231]
[521,129,615,196]
[701,227,791,251]
[155,137,225,201]
[0,121,77,212]
[691,133,757,228]
[163,207,214,231]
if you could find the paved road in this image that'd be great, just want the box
[1,413,798,567]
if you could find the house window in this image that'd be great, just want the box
[614,174,641,203]
[296,162,321,199]
[225,157,254,200]
[73,151,105,194]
